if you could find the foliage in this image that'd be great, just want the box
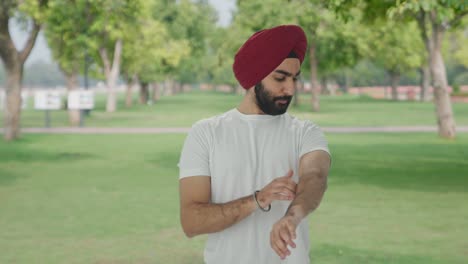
[22,61,65,87]
[152,0,218,83]
[121,1,190,83]
[44,0,90,74]
[367,20,423,76]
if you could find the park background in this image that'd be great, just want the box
[1,0,467,263]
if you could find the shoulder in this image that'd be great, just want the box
[283,113,321,132]
[190,109,236,136]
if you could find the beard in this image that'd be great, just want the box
[254,82,292,116]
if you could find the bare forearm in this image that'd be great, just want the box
[182,194,257,237]
[285,170,327,222]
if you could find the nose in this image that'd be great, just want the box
[283,78,295,96]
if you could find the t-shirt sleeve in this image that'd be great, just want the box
[299,121,331,160]
[178,122,211,179]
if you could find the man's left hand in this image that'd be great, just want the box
[270,215,300,260]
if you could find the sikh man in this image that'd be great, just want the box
[178,24,331,263]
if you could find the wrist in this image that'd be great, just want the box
[257,190,269,208]
[285,205,305,225]
[254,190,271,212]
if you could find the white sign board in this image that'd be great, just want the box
[0,91,28,110]
[21,91,28,109]
[34,90,62,110]
[68,90,94,110]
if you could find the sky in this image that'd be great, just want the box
[9,0,236,65]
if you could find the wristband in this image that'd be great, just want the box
[254,190,271,212]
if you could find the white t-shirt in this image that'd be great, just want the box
[178,108,330,264]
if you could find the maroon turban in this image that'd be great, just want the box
[233,25,308,89]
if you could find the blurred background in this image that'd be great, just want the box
[0,0,467,263]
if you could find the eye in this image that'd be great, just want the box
[293,77,299,82]
[274,77,286,82]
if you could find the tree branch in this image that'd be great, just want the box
[18,0,49,64]
[449,10,468,27]
[99,47,111,79]
[416,9,431,53]
[111,38,123,77]
[19,21,41,64]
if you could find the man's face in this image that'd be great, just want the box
[254,58,301,116]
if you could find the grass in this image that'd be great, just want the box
[1,133,467,263]
[14,90,468,128]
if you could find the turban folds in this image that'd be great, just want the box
[233,25,308,89]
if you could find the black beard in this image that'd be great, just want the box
[254,82,292,116]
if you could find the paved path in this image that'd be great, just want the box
[2,126,467,134]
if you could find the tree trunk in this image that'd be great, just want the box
[99,39,123,113]
[125,74,137,108]
[430,22,456,139]
[417,10,456,138]
[389,71,400,101]
[230,85,236,94]
[419,65,431,101]
[320,77,327,95]
[152,82,161,102]
[416,10,432,102]
[174,82,181,94]
[4,63,23,140]
[343,69,350,94]
[0,13,42,141]
[165,79,174,96]
[309,39,320,112]
[64,70,80,126]
[140,82,149,104]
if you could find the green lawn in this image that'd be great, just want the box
[16,90,468,128]
[1,133,467,263]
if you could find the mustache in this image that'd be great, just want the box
[274,96,292,102]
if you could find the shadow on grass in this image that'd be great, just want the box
[312,243,457,264]
[0,147,96,163]
[0,168,25,186]
[0,137,97,186]
[329,142,468,193]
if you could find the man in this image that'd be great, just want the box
[178,25,331,263]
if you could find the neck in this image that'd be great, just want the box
[237,90,265,115]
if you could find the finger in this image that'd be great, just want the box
[273,186,295,197]
[278,170,294,180]
[272,193,294,201]
[272,182,296,194]
[272,227,290,255]
[279,228,296,249]
[286,222,297,244]
[286,180,297,192]
[271,231,287,259]
[274,178,297,193]
[271,240,285,259]
[274,236,290,258]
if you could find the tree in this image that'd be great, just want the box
[367,20,423,100]
[45,0,91,126]
[388,1,466,138]
[0,0,48,141]
[313,8,366,95]
[119,0,191,105]
[121,12,189,105]
[329,0,468,138]
[155,0,218,90]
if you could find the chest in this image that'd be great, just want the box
[209,124,301,201]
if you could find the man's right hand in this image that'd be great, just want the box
[257,170,297,208]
